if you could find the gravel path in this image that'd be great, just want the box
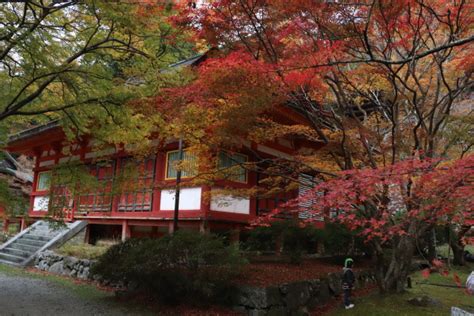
[0,270,149,316]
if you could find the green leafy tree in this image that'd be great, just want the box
[0,0,197,214]
[0,0,192,140]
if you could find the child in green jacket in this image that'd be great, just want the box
[342,258,355,309]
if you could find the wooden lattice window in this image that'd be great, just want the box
[298,173,323,221]
[118,157,156,212]
[166,150,197,179]
[217,152,247,183]
[77,161,115,214]
[36,171,51,191]
[50,185,73,208]
[49,184,73,216]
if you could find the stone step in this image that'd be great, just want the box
[16,237,47,247]
[0,220,88,266]
[0,252,24,264]
[9,242,40,252]
[32,228,53,232]
[30,233,55,238]
[2,247,32,258]
[22,234,52,242]
[27,226,53,231]
[28,228,54,234]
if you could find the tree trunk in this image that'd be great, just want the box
[373,251,386,292]
[275,234,283,255]
[426,228,437,262]
[449,225,469,266]
[451,244,465,266]
[375,236,416,293]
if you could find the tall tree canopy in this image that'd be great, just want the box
[0,0,197,214]
[0,0,193,144]
[173,0,473,168]
[161,0,474,293]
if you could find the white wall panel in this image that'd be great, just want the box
[257,144,293,159]
[211,193,250,214]
[39,160,54,167]
[84,148,116,159]
[58,155,80,163]
[160,187,202,210]
[33,196,49,211]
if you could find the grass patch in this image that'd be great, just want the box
[329,264,474,315]
[56,242,112,260]
[437,244,474,259]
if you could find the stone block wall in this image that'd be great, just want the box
[232,270,377,315]
[35,250,94,280]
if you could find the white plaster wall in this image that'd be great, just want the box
[84,148,116,159]
[211,193,250,214]
[160,187,202,210]
[33,196,49,211]
[58,155,80,163]
[257,144,293,159]
[39,160,55,167]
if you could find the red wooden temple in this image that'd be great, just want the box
[6,55,324,243]
[7,113,323,243]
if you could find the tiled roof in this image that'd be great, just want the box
[8,120,60,143]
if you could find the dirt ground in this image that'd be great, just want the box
[0,271,150,316]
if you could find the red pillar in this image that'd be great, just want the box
[121,220,131,241]
[84,224,91,244]
[153,152,165,214]
[199,221,210,234]
[20,218,27,231]
[168,221,174,235]
[3,219,9,233]
[230,228,240,244]
[111,158,121,216]
[200,185,211,233]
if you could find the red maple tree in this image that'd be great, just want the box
[157,0,474,293]
[255,154,474,292]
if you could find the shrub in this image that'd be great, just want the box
[243,221,368,259]
[242,226,276,252]
[91,230,246,306]
[0,231,9,243]
[243,220,324,262]
[321,222,368,255]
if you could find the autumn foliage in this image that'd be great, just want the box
[256,154,472,291]
[141,0,474,293]
[156,50,283,148]
[260,154,473,238]
[171,0,473,169]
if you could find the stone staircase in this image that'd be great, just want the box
[0,220,87,266]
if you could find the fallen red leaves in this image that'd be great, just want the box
[238,258,370,287]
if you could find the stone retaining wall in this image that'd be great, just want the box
[34,250,95,280]
[35,250,377,315]
[233,270,377,315]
